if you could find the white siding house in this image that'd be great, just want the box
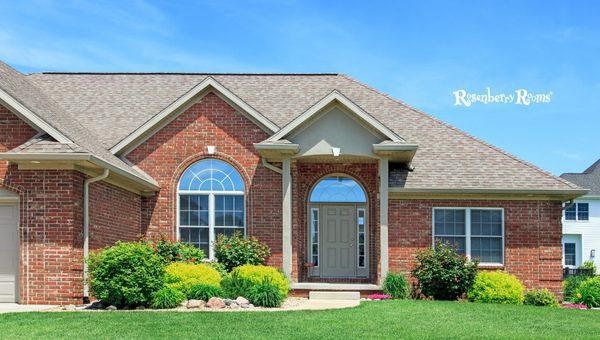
[561,159,600,270]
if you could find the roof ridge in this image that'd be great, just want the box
[339,74,579,190]
[583,158,600,174]
[28,72,341,76]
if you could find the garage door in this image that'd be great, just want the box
[0,203,18,303]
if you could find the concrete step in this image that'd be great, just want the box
[309,291,361,300]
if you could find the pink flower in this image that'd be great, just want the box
[367,294,391,300]
[561,303,588,310]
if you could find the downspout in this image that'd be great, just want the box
[83,168,109,304]
[563,199,575,210]
[262,157,282,174]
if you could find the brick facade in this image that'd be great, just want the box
[388,199,564,299]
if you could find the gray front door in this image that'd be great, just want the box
[321,205,356,277]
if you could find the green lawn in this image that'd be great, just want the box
[2,300,599,339]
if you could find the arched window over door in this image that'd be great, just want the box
[309,176,367,203]
[178,159,245,259]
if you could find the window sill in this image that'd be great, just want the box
[478,263,504,270]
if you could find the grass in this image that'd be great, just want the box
[2,300,600,339]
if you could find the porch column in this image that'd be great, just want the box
[379,157,389,283]
[282,156,293,279]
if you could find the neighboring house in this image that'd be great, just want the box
[560,160,600,270]
[0,61,586,305]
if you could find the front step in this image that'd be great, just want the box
[309,291,361,300]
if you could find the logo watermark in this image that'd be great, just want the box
[453,87,553,106]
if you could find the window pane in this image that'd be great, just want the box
[180,211,189,226]
[564,243,576,266]
[180,195,190,210]
[215,227,244,238]
[565,203,576,220]
[179,159,245,191]
[471,210,502,236]
[190,211,199,226]
[309,176,366,203]
[434,209,465,236]
[435,236,466,255]
[471,237,502,263]
[578,203,589,221]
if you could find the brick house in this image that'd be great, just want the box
[0,61,586,304]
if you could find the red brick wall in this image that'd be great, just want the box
[388,199,564,299]
[0,105,38,178]
[126,92,283,267]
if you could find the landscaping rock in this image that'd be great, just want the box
[187,299,205,309]
[206,297,226,309]
[241,303,251,309]
[180,300,189,308]
[136,306,146,310]
[89,301,105,309]
[235,297,249,305]
[63,304,76,311]
[106,305,117,311]
[223,299,235,306]
[228,302,239,309]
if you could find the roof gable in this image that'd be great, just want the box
[110,76,279,155]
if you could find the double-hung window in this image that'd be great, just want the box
[564,203,589,221]
[433,208,504,265]
[564,243,576,267]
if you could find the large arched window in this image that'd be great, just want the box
[309,176,367,203]
[178,159,245,259]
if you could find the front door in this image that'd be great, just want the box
[321,205,356,277]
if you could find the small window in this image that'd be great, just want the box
[357,208,366,268]
[564,203,589,221]
[311,208,319,266]
[310,176,366,203]
[564,243,576,267]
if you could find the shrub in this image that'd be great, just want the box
[142,235,205,264]
[574,276,600,308]
[382,272,410,299]
[221,271,254,298]
[468,271,524,305]
[230,264,290,298]
[203,260,228,279]
[247,278,282,307]
[151,287,185,309]
[579,261,597,276]
[213,231,270,272]
[564,275,592,302]
[187,284,224,301]
[165,262,221,295]
[523,289,559,307]
[412,242,478,300]
[88,241,165,307]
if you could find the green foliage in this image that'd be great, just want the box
[564,275,592,301]
[203,260,228,278]
[141,235,205,264]
[213,231,270,272]
[221,271,254,298]
[523,289,559,307]
[468,271,524,305]
[87,241,165,307]
[382,272,410,299]
[150,287,185,309]
[164,262,221,295]
[579,261,597,275]
[247,278,283,307]
[230,264,290,298]
[187,284,224,301]
[574,276,600,308]
[411,242,478,300]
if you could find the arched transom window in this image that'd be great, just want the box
[178,159,245,258]
[309,176,367,203]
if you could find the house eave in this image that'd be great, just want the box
[389,187,589,201]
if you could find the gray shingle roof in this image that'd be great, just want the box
[561,160,600,196]
[24,71,579,191]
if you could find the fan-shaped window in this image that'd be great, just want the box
[310,176,366,203]
[178,159,245,259]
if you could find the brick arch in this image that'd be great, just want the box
[167,151,254,239]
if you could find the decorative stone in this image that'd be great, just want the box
[106,305,117,311]
[223,299,235,306]
[229,302,240,309]
[206,297,226,309]
[63,304,76,311]
[187,299,205,309]
[180,300,189,308]
[235,297,249,305]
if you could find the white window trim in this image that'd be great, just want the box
[563,203,590,223]
[310,208,319,267]
[357,208,366,268]
[432,207,505,266]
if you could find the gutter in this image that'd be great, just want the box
[83,168,109,303]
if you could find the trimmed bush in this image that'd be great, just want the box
[412,242,478,300]
[247,278,283,307]
[382,272,410,299]
[213,231,270,272]
[468,271,524,305]
[88,241,165,307]
[229,265,290,298]
[151,287,185,309]
[221,271,254,299]
[574,276,600,308]
[144,235,205,264]
[524,289,559,307]
[187,284,224,301]
[564,275,592,302]
[165,262,221,295]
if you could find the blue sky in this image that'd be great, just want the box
[0,0,598,175]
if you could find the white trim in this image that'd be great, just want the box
[268,90,403,142]
[110,77,279,154]
[0,89,72,144]
[432,207,505,266]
